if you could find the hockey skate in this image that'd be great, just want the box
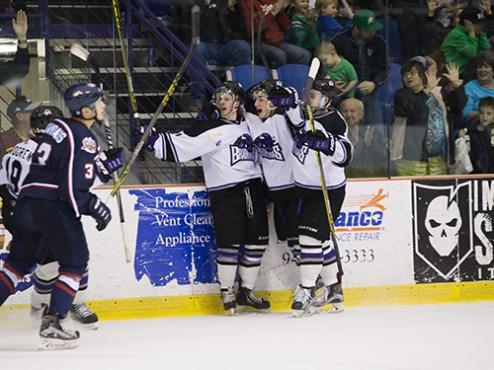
[220,287,237,315]
[311,283,344,312]
[236,287,270,313]
[70,303,99,329]
[39,309,80,350]
[291,285,315,318]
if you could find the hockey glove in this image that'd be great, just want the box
[296,130,336,156]
[95,147,123,176]
[268,86,298,109]
[88,194,112,231]
[196,102,220,121]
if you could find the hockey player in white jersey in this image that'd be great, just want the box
[144,81,270,314]
[290,78,353,316]
[244,80,302,263]
[0,105,99,328]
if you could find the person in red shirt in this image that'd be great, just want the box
[242,0,311,67]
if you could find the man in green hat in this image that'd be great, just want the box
[330,9,388,167]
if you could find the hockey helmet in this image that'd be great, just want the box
[248,80,282,100]
[311,78,337,99]
[64,83,103,117]
[213,81,245,104]
[30,105,63,134]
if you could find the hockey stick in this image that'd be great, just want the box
[70,42,132,263]
[111,0,140,123]
[303,57,344,277]
[111,5,201,197]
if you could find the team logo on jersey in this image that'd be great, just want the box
[254,133,284,161]
[81,137,97,154]
[292,142,309,164]
[230,134,255,166]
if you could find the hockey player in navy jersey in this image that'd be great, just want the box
[0,83,123,349]
[244,80,303,263]
[144,81,270,314]
[290,78,353,316]
[0,105,99,329]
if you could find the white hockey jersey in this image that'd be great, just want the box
[0,138,37,198]
[292,109,353,190]
[245,112,295,191]
[152,119,263,191]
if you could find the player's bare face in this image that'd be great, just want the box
[254,93,273,119]
[216,93,237,120]
[94,97,106,122]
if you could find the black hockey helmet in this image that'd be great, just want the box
[213,81,246,104]
[64,82,103,117]
[30,105,63,135]
[312,78,337,99]
[248,79,282,100]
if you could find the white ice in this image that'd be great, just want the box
[1,302,493,370]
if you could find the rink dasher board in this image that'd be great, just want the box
[1,176,494,319]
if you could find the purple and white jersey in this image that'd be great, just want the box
[152,119,262,191]
[292,108,352,190]
[245,112,295,191]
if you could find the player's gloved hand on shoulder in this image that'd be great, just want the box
[296,130,336,156]
[88,194,112,231]
[196,101,220,121]
[268,86,298,109]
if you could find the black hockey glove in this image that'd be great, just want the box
[95,148,124,176]
[196,101,220,121]
[0,184,15,231]
[296,130,336,156]
[88,194,112,231]
[268,86,298,109]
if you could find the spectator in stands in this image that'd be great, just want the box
[331,9,388,132]
[0,9,29,85]
[315,42,357,102]
[478,0,494,42]
[340,97,387,177]
[242,0,311,68]
[289,0,320,53]
[463,50,494,123]
[315,0,344,42]
[390,60,448,176]
[0,96,39,159]
[190,0,251,106]
[467,96,494,173]
[441,6,490,76]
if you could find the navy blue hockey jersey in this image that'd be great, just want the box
[19,118,102,217]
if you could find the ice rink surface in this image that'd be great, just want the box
[1,302,493,370]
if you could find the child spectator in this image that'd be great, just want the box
[467,96,494,173]
[441,6,490,74]
[315,41,357,98]
[315,0,345,41]
[289,0,320,53]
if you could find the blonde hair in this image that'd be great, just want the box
[315,41,337,58]
[315,0,338,14]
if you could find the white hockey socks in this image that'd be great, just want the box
[238,244,267,289]
[321,239,339,286]
[298,235,323,287]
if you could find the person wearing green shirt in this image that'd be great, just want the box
[290,0,320,53]
[441,7,490,72]
[316,41,358,98]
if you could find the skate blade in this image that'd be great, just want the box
[72,320,99,330]
[39,337,79,350]
[291,307,316,318]
[236,305,271,314]
[223,308,238,316]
